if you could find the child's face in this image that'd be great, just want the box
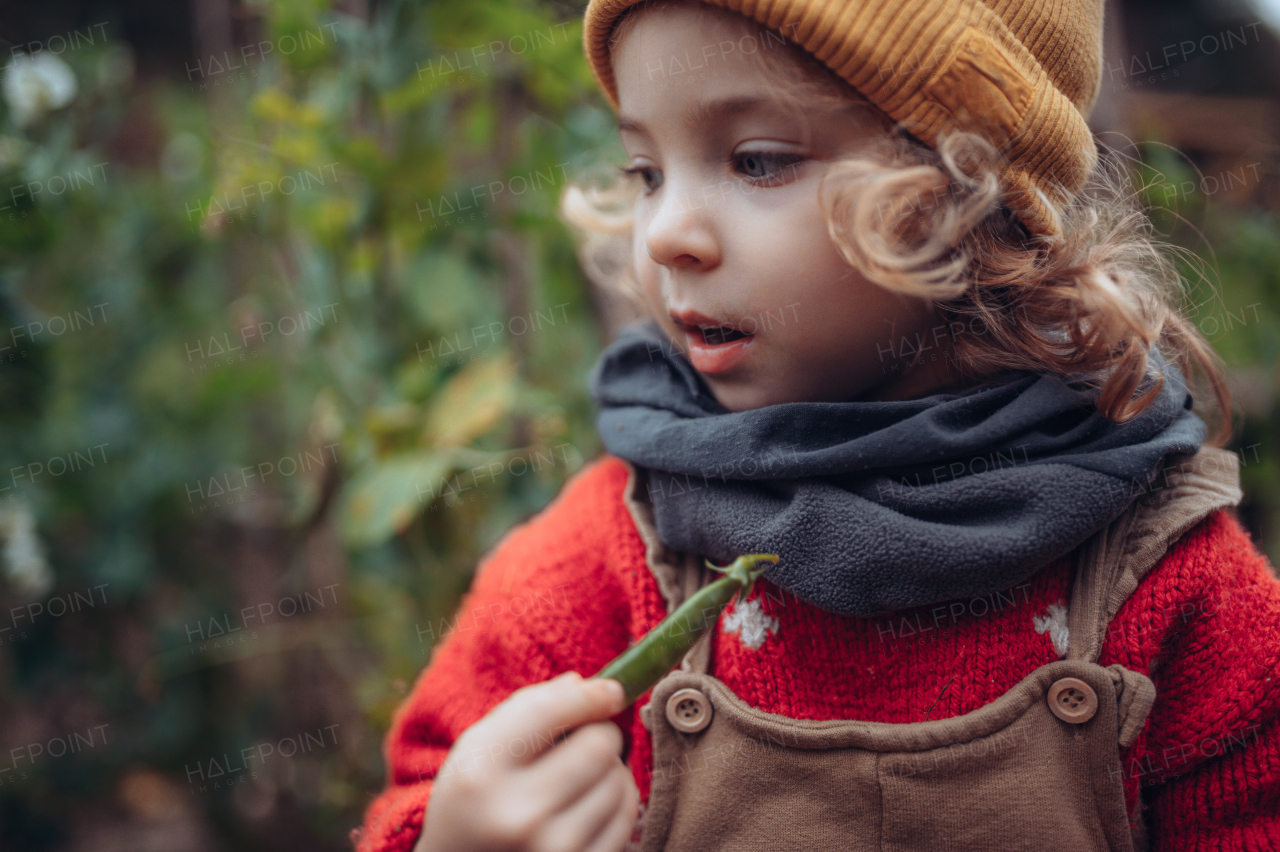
[614,3,961,411]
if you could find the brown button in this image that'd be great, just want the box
[1047,677,1098,724]
[665,688,713,733]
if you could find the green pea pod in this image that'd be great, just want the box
[591,552,779,707]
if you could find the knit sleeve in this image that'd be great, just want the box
[1103,509,1280,850]
[351,456,644,852]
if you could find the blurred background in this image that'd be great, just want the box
[0,0,1275,848]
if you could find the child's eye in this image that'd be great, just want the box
[734,151,803,185]
[620,164,662,193]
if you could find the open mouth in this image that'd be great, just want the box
[670,312,756,374]
[694,324,750,345]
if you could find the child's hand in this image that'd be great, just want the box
[414,671,639,852]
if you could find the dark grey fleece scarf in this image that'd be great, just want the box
[589,321,1206,617]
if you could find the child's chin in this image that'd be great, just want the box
[703,379,781,413]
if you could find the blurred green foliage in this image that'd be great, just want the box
[0,0,1275,848]
[1132,138,1280,557]
[0,0,619,847]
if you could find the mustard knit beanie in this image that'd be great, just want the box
[582,0,1106,239]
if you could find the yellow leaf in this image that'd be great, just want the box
[423,352,516,447]
[250,88,325,127]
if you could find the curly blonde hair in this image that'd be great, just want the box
[561,0,1234,446]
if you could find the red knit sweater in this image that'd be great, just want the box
[353,455,1280,851]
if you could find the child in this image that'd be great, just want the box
[356,1,1280,849]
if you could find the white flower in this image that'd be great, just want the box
[3,53,78,128]
[0,506,53,597]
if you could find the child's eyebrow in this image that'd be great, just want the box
[617,95,774,136]
[686,95,771,129]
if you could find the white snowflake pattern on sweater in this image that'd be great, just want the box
[1033,600,1070,657]
[722,597,779,650]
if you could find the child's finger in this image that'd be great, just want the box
[484,672,625,767]
[516,720,625,812]
[582,769,641,852]
[533,759,636,852]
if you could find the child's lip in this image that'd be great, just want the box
[669,310,755,344]
[669,309,755,374]
[685,332,754,373]
[669,308,746,335]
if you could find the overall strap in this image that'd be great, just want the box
[1066,447,1243,664]
[622,462,717,674]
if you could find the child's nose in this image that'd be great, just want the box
[643,181,721,270]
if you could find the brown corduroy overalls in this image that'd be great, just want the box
[620,448,1242,852]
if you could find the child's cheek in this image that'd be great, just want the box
[631,227,661,297]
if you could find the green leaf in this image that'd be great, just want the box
[340,449,452,547]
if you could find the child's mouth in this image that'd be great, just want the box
[698,325,749,345]
[672,314,755,374]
